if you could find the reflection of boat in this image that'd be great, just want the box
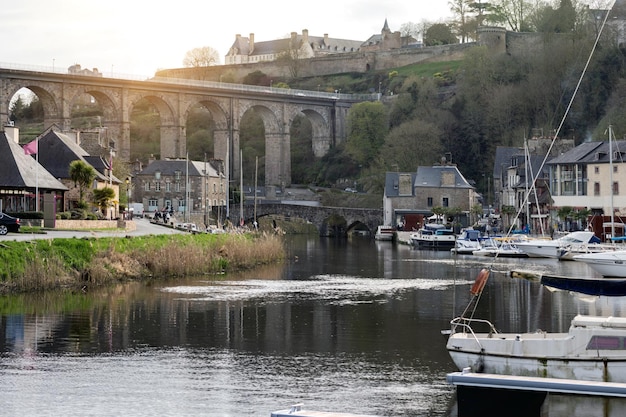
[472,237,527,258]
[410,223,456,249]
[540,274,626,296]
[451,229,482,254]
[445,269,626,382]
[515,231,600,258]
[574,250,626,278]
[374,225,395,241]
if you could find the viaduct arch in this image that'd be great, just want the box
[0,67,377,186]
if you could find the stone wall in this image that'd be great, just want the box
[155,43,476,83]
[55,219,137,231]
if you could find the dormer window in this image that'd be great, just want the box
[155,171,161,180]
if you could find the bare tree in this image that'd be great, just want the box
[183,46,220,67]
[400,22,422,38]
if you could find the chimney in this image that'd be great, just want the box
[324,33,329,46]
[302,29,309,43]
[249,33,255,53]
[4,124,18,144]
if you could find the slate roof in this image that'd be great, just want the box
[414,165,474,189]
[546,141,626,165]
[494,146,523,177]
[0,132,67,191]
[138,159,221,177]
[384,172,417,197]
[35,129,116,183]
[231,34,363,57]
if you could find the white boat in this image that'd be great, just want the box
[515,231,599,258]
[557,242,619,261]
[573,250,626,277]
[410,223,456,249]
[445,269,626,383]
[471,237,527,258]
[374,225,395,241]
[451,229,482,254]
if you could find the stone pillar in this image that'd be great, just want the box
[43,193,56,228]
[160,125,185,159]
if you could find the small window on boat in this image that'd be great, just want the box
[587,336,622,350]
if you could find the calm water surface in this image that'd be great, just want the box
[1,236,625,416]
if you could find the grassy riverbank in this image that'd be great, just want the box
[0,232,285,293]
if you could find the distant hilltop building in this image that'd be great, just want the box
[68,64,102,77]
[225,19,419,65]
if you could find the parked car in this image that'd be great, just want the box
[0,213,20,235]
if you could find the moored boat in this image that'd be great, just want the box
[410,223,456,249]
[471,237,527,258]
[445,269,626,383]
[515,231,600,258]
[374,225,395,241]
[451,228,482,254]
[573,250,626,277]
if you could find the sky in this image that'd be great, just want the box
[1,0,453,77]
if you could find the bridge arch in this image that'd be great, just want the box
[128,93,180,159]
[294,108,331,158]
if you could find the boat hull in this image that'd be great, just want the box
[574,251,626,278]
[448,349,626,383]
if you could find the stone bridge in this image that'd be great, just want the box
[0,65,378,186]
[231,203,383,236]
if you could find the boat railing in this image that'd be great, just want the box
[450,316,499,348]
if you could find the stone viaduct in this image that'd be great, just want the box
[0,66,378,186]
[232,202,383,236]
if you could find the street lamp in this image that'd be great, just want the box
[125,177,131,219]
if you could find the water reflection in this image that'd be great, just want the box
[1,236,626,416]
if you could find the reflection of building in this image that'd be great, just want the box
[134,158,226,224]
[383,163,478,231]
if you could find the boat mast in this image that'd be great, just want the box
[610,125,615,239]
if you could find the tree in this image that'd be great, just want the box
[345,102,388,167]
[486,0,535,32]
[183,46,220,67]
[399,22,421,38]
[423,23,459,46]
[276,37,305,78]
[92,187,116,217]
[69,160,96,208]
[449,0,474,42]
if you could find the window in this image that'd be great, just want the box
[148,199,158,207]
[615,166,619,173]
[166,182,171,192]
[594,182,600,196]
[595,167,599,174]
[155,171,161,180]
[587,336,623,350]
[144,182,150,191]
[614,182,619,196]
[175,182,180,192]
[427,197,433,207]
[174,170,181,181]
[155,182,161,192]
[443,197,449,207]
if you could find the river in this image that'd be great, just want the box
[1,235,625,416]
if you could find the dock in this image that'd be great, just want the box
[447,370,626,417]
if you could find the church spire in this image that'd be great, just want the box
[382,18,390,33]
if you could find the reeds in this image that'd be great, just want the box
[0,232,285,293]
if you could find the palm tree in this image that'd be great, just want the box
[92,187,116,217]
[69,160,96,208]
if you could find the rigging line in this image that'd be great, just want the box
[511,1,615,238]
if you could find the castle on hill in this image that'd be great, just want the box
[225,20,419,65]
